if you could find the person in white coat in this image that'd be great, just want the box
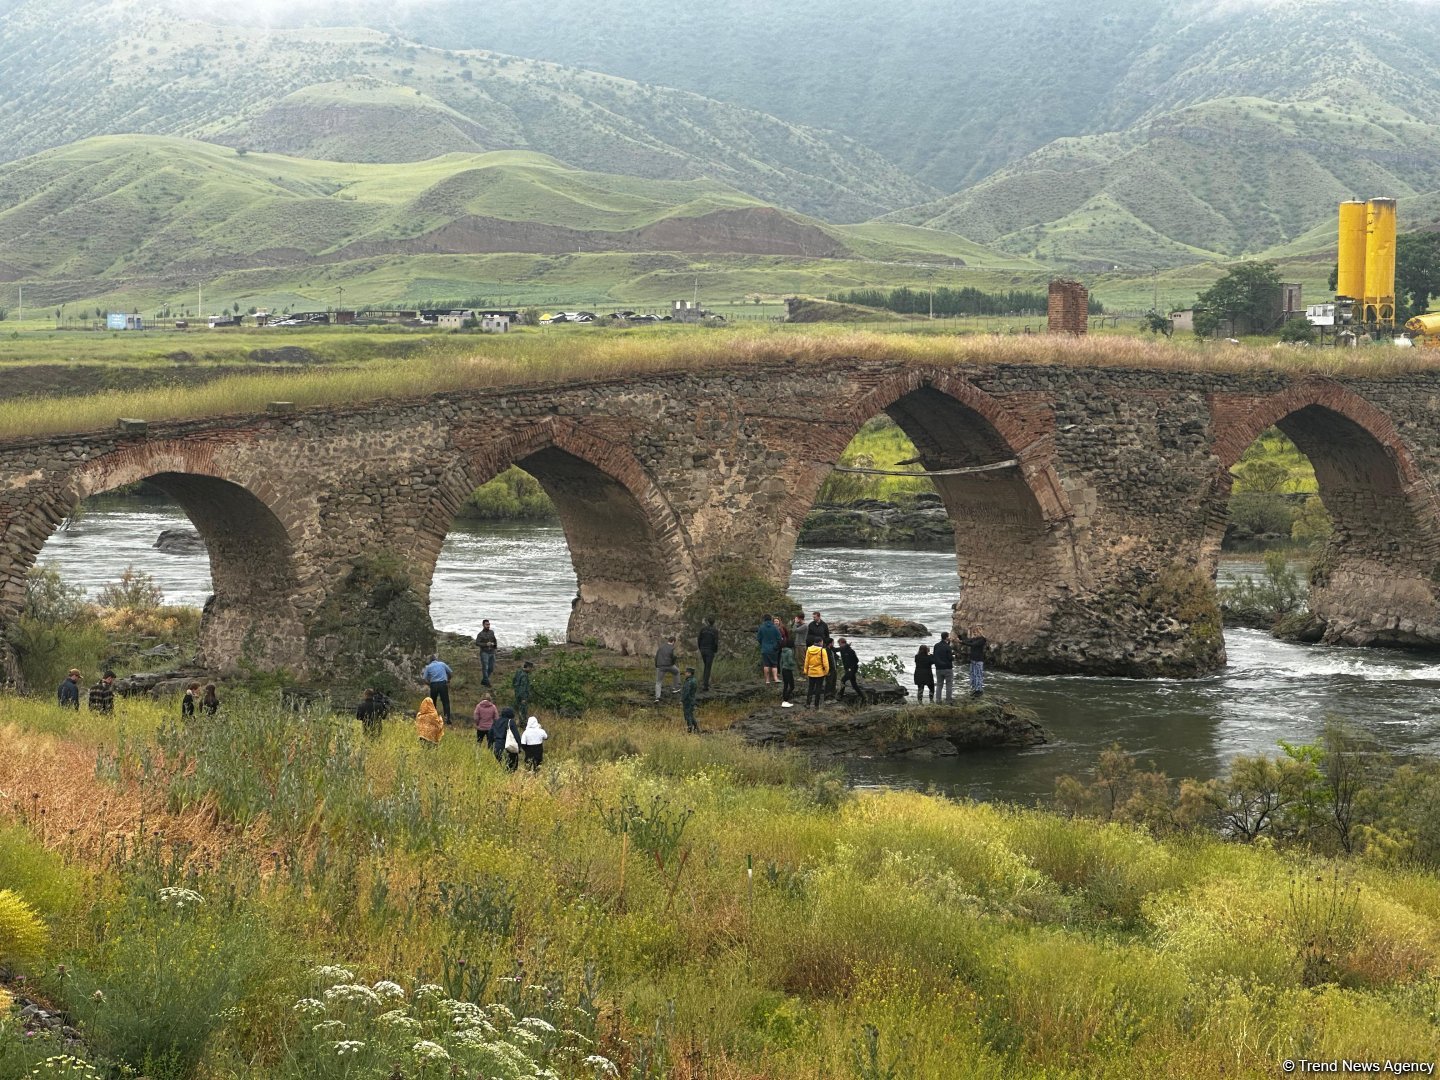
[520,715,549,772]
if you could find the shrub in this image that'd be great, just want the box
[0,889,47,969]
[96,567,165,611]
[529,650,623,715]
[1219,551,1306,627]
[23,564,87,623]
[680,562,800,660]
[1279,316,1317,343]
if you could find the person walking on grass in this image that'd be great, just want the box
[492,706,516,765]
[57,668,81,710]
[680,666,699,733]
[756,615,782,685]
[501,709,522,771]
[181,682,200,719]
[201,684,219,717]
[475,619,498,687]
[654,636,681,700]
[697,617,719,691]
[356,688,384,738]
[803,639,830,710]
[88,671,116,714]
[913,645,935,704]
[512,661,533,720]
[961,626,988,697]
[415,696,443,748]
[520,715,548,771]
[779,641,796,707]
[836,638,861,699]
[473,692,498,748]
[933,631,955,705]
[422,655,453,724]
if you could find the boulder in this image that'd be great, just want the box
[731,699,1046,759]
[832,615,929,638]
[154,527,206,555]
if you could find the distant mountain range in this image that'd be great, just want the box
[5,0,1440,284]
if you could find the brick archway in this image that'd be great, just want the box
[421,418,696,655]
[786,367,1081,662]
[1207,377,1440,648]
[4,439,307,674]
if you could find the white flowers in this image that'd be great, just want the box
[372,980,406,1001]
[582,1054,620,1077]
[413,982,448,1001]
[410,1039,450,1064]
[323,983,381,1008]
[292,998,326,1016]
[312,965,355,985]
[518,1016,557,1034]
[157,887,204,911]
[333,1040,365,1056]
[312,1020,345,1035]
[376,1009,421,1032]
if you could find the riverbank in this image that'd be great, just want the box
[2,693,1437,1078]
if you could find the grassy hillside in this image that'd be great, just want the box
[890,97,1440,269]
[0,2,934,222]
[0,135,1035,312]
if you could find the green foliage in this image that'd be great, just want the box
[460,467,556,521]
[1193,261,1283,337]
[1397,231,1440,321]
[1139,310,1172,337]
[0,888,47,969]
[680,562,800,661]
[857,653,905,682]
[816,416,936,504]
[95,566,164,611]
[1278,315,1316,343]
[23,564,87,623]
[528,650,623,716]
[1220,550,1306,627]
[828,285,1098,317]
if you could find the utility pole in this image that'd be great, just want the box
[338,285,344,313]
[198,284,203,318]
[17,285,21,324]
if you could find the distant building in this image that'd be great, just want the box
[106,312,144,331]
[437,310,472,329]
[480,314,510,333]
[438,309,517,330]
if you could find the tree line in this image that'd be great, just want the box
[828,285,1104,317]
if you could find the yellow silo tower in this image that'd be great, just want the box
[1364,197,1397,329]
[1336,199,1367,302]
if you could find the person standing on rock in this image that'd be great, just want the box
[961,626,987,697]
[512,661,533,721]
[836,638,862,699]
[779,640,796,707]
[422,655,454,724]
[805,611,829,647]
[697,617,720,691]
[680,666,699,733]
[755,615,782,685]
[57,668,81,710]
[88,671,116,714]
[913,646,935,704]
[823,637,839,700]
[933,632,955,705]
[475,619,498,687]
[655,636,681,700]
[803,639,830,709]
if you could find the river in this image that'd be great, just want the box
[37,501,1440,803]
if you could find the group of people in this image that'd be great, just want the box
[911,627,987,703]
[753,612,865,710]
[59,668,226,717]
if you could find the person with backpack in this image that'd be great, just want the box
[802,640,830,710]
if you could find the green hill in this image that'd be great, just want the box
[0,135,1032,309]
[888,98,1440,269]
[0,1,934,223]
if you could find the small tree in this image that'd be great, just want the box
[1193,261,1283,338]
[1139,310,1172,337]
[1278,316,1316,344]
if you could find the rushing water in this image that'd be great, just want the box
[37,500,1440,803]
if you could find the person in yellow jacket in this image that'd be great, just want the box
[415,696,444,747]
[802,642,830,710]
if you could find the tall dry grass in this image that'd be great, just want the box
[2,327,1436,440]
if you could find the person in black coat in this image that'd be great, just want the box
[697,617,720,691]
[913,646,935,704]
[836,638,861,699]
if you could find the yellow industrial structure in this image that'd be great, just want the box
[1336,200,1368,304]
[1364,198,1397,329]
[1404,312,1440,346]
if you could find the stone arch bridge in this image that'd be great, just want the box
[3,357,1439,682]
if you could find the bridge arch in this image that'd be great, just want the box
[788,368,1081,663]
[420,419,695,655]
[1208,377,1440,647]
[3,439,307,676]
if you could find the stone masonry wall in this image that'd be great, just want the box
[3,358,1440,682]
